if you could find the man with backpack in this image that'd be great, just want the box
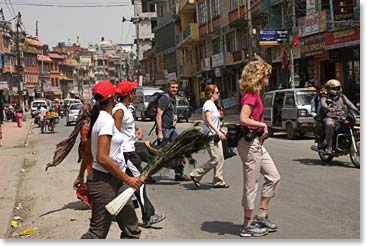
[155,80,191,181]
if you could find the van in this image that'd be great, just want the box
[176,96,191,122]
[133,87,164,121]
[263,88,316,139]
[31,99,47,118]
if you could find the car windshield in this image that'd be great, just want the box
[296,91,316,105]
[177,99,189,106]
[70,104,81,110]
[32,102,46,107]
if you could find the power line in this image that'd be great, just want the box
[7,0,16,17]
[3,1,15,18]
[0,1,131,8]
[119,21,124,43]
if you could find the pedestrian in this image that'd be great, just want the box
[189,84,229,189]
[156,80,191,181]
[40,105,48,134]
[80,81,144,239]
[237,57,280,237]
[73,102,93,208]
[113,80,166,227]
[15,102,23,128]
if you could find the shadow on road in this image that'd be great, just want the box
[181,183,213,190]
[39,201,89,217]
[293,158,355,168]
[269,133,314,141]
[201,221,241,236]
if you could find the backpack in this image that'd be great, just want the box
[145,92,169,119]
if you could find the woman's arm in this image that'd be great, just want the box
[97,135,144,189]
[113,109,124,131]
[205,111,226,140]
[240,104,266,128]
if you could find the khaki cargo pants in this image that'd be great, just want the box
[237,137,280,210]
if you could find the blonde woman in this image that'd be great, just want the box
[189,84,229,189]
[237,58,280,237]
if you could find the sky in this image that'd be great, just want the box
[0,0,136,48]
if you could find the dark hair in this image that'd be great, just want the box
[88,94,111,138]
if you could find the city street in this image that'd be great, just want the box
[6,114,359,239]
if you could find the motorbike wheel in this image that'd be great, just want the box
[318,143,333,163]
[350,141,360,168]
[48,121,54,133]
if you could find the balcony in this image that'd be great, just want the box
[224,50,244,65]
[178,63,194,77]
[181,23,199,45]
[179,0,196,13]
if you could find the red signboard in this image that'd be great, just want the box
[325,27,360,50]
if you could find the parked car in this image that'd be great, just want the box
[176,96,191,122]
[133,86,164,121]
[263,88,316,139]
[66,103,82,126]
[64,98,81,108]
[30,99,47,118]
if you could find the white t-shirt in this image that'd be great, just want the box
[91,110,124,173]
[112,103,136,152]
[202,100,221,136]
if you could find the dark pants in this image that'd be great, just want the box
[124,152,155,222]
[40,120,45,133]
[80,169,141,239]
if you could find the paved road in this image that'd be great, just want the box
[7,117,359,239]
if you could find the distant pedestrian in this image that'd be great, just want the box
[80,81,144,239]
[189,84,229,189]
[40,105,48,134]
[237,57,280,237]
[15,103,23,128]
[0,122,2,140]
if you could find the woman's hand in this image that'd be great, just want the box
[218,130,227,141]
[127,177,145,189]
[136,128,143,140]
[73,176,84,190]
[260,123,268,143]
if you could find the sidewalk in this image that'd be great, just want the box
[0,120,31,239]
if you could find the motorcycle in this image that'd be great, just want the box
[34,111,41,127]
[311,109,360,168]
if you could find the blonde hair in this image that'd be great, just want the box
[239,56,272,95]
[204,84,217,100]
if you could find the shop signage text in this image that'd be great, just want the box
[300,33,325,57]
[259,29,288,46]
[298,10,327,37]
[333,0,354,21]
[325,27,359,50]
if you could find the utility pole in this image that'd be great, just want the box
[246,0,256,61]
[289,0,296,88]
[41,49,44,98]
[15,12,24,111]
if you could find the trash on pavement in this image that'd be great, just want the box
[70,218,76,221]
[11,220,18,228]
[13,216,23,221]
[15,202,23,210]
[19,227,36,237]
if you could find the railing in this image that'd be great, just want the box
[232,50,243,62]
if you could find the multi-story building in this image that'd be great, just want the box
[48,52,64,98]
[95,55,109,82]
[36,47,52,98]
[132,0,157,62]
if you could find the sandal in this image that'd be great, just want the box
[214,184,229,189]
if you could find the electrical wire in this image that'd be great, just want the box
[2,1,15,18]
[0,1,131,8]
[7,0,17,17]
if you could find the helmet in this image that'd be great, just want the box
[325,79,342,96]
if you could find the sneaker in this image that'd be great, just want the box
[239,223,269,237]
[190,175,200,188]
[175,175,191,181]
[253,215,278,232]
[142,214,166,228]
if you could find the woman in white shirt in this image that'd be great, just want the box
[81,81,144,239]
[113,81,166,228]
[189,84,229,189]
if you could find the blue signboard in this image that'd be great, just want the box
[259,29,288,46]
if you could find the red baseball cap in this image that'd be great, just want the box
[93,81,117,102]
[116,81,138,96]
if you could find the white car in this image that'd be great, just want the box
[66,103,82,126]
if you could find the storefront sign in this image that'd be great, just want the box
[271,45,287,63]
[298,10,327,37]
[325,27,360,50]
[167,72,177,81]
[211,53,224,68]
[335,62,341,81]
[202,57,211,71]
[214,68,222,77]
[306,0,316,15]
[300,33,325,57]
[333,0,354,21]
[259,29,288,46]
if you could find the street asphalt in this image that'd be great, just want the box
[2,113,360,240]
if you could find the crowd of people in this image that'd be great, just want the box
[44,55,359,239]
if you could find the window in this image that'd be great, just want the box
[285,92,295,107]
[142,1,156,13]
[199,2,206,25]
[212,38,221,55]
[225,31,236,52]
[264,94,273,107]
[230,0,238,11]
[213,0,220,17]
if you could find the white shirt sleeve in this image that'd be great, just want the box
[98,117,114,136]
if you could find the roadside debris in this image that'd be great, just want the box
[10,221,18,228]
[15,202,23,210]
[18,227,36,237]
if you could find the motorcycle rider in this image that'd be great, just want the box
[320,79,358,154]
[311,84,326,145]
